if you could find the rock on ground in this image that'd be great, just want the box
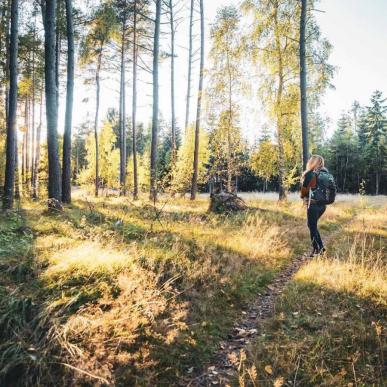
[209,192,248,213]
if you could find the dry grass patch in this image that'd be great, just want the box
[240,202,386,386]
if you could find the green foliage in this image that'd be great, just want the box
[251,139,278,183]
[206,6,245,191]
[79,120,120,190]
[79,2,118,66]
[320,91,387,194]
[242,0,333,195]
[172,125,209,194]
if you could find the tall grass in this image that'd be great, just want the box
[239,204,386,386]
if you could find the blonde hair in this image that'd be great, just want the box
[303,155,324,177]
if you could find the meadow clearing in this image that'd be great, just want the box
[0,192,385,386]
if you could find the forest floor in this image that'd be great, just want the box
[0,192,385,386]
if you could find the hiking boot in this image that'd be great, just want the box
[308,248,318,258]
[317,247,326,256]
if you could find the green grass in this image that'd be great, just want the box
[0,193,359,385]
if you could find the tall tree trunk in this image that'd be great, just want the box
[299,0,309,170]
[62,0,74,203]
[274,3,287,201]
[0,2,6,112]
[169,0,176,169]
[132,0,138,200]
[2,0,18,210]
[184,0,194,132]
[24,98,29,188]
[94,47,103,197]
[343,150,348,192]
[21,106,26,186]
[190,0,204,200]
[31,15,36,197]
[44,0,62,208]
[55,0,61,115]
[150,0,161,202]
[119,16,126,196]
[4,0,11,123]
[14,137,20,199]
[32,86,43,199]
[226,49,232,192]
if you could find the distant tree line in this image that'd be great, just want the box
[317,92,386,195]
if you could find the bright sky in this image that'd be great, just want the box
[62,0,387,141]
[315,0,387,127]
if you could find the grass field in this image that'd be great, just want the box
[238,197,387,386]
[0,192,385,386]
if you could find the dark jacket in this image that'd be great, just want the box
[300,167,329,200]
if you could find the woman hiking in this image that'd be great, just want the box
[301,155,335,257]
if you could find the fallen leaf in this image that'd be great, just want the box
[264,365,273,375]
[274,377,284,387]
[339,368,347,376]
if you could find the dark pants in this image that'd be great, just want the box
[307,203,326,251]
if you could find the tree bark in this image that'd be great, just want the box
[14,136,20,199]
[31,14,37,197]
[190,0,204,200]
[62,0,74,203]
[132,0,138,200]
[184,0,194,132]
[94,46,103,197]
[32,86,43,199]
[23,98,29,189]
[3,0,11,123]
[169,0,177,169]
[150,0,161,202]
[226,48,232,192]
[274,3,287,201]
[44,0,62,208]
[119,14,127,196]
[300,0,309,170]
[55,0,61,115]
[2,0,18,210]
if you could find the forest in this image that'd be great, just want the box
[0,0,386,386]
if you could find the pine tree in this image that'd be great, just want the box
[2,0,18,209]
[62,0,74,203]
[80,3,117,197]
[364,90,387,194]
[42,0,62,209]
[206,6,244,192]
[150,0,161,201]
[190,0,204,200]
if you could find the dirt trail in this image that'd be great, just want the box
[185,224,346,386]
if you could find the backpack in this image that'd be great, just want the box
[313,170,336,205]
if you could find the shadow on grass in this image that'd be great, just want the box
[0,210,66,387]
[28,203,282,385]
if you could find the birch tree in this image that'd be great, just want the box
[190,0,204,200]
[150,0,161,201]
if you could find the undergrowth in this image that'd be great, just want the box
[0,193,356,385]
